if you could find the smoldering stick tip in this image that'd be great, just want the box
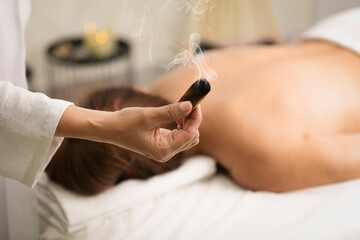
[178,78,211,111]
[197,78,211,93]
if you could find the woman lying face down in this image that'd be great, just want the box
[48,40,360,195]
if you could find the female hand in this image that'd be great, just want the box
[56,101,202,162]
[104,101,201,161]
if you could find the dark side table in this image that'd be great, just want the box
[46,37,131,104]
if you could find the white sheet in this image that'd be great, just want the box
[299,8,360,56]
[36,155,217,234]
[37,155,360,240]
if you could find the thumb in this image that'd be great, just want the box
[151,101,192,124]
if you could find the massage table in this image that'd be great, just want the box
[36,155,360,240]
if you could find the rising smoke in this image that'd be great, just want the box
[119,0,218,81]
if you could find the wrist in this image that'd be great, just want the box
[55,105,113,142]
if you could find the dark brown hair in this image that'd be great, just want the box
[46,87,184,195]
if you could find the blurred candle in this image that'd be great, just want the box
[83,22,116,58]
[83,22,97,49]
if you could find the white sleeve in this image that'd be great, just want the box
[0,81,73,188]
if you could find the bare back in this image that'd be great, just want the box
[152,41,360,191]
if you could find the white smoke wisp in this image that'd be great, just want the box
[172,0,215,21]
[166,33,217,82]
[124,4,156,65]
[134,5,151,42]
[115,0,217,81]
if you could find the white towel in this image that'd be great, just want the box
[36,155,217,234]
[295,7,360,56]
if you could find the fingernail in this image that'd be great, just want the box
[179,101,191,112]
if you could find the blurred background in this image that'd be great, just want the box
[24,0,360,103]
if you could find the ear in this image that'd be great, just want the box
[134,87,151,94]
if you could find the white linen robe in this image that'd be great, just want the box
[0,0,72,239]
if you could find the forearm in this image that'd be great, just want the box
[54,102,201,162]
[55,105,113,143]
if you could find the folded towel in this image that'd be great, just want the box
[36,155,217,234]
